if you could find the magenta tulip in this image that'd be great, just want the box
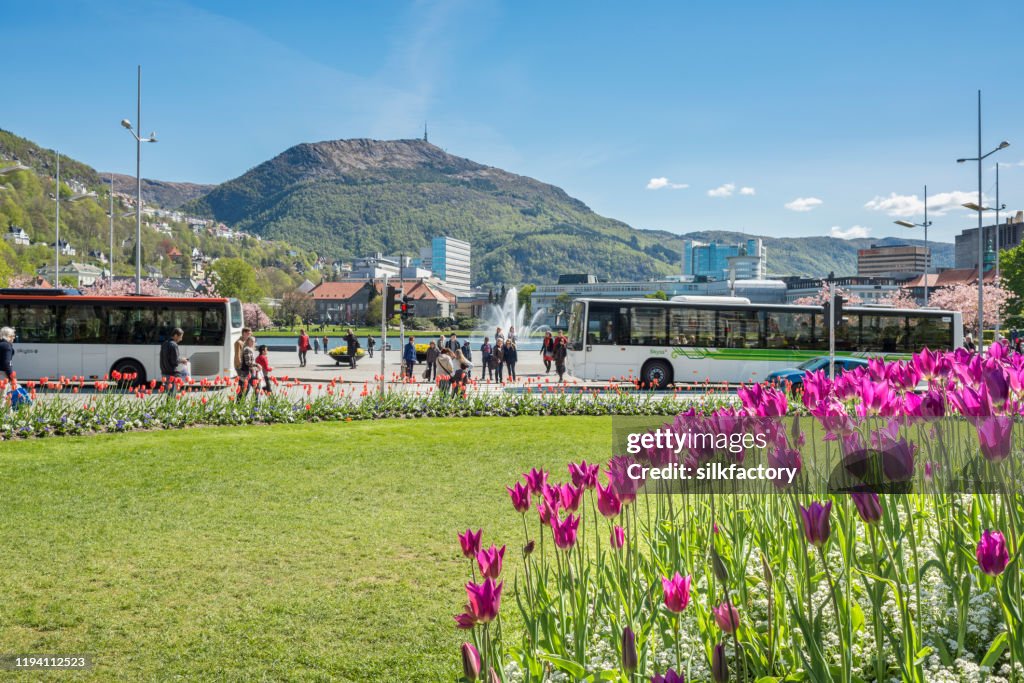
[799,501,832,547]
[507,482,531,513]
[465,578,503,623]
[661,572,692,613]
[651,669,685,683]
[568,460,600,489]
[453,611,476,629]
[550,513,580,550]
[461,642,481,681]
[522,467,548,495]
[712,602,740,633]
[458,528,482,559]
[976,530,1009,576]
[476,545,505,580]
[711,643,728,683]
[851,491,883,525]
[537,499,559,525]
[611,525,625,549]
[558,483,585,512]
[597,481,623,518]
[766,446,801,488]
[976,416,1013,462]
[621,626,637,675]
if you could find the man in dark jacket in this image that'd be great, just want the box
[425,341,440,381]
[160,328,186,386]
[479,337,493,382]
[345,329,358,368]
[0,326,15,384]
[403,336,417,379]
[447,333,460,353]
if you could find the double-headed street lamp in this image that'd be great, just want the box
[956,90,1009,340]
[121,65,158,295]
[894,184,933,306]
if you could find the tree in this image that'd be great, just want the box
[279,290,315,327]
[879,288,918,309]
[243,302,272,330]
[210,257,264,302]
[517,284,536,318]
[645,290,669,300]
[793,284,863,306]
[365,294,382,327]
[999,244,1024,325]
[928,279,1015,333]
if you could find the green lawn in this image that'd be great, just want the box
[0,418,610,681]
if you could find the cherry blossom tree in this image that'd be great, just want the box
[83,279,163,296]
[879,288,918,309]
[928,279,1015,333]
[243,303,272,330]
[793,284,863,306]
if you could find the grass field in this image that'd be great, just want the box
[0,418,608,681]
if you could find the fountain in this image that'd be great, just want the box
[479,287,550,341]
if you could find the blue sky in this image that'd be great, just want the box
[5,0,1024,243]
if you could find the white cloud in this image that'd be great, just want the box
[708,183,736,198]
[784,197,823,212]
[646,177,688,190]
[864,190,981,217]
[830,225,871,239]
[739,186,756,195]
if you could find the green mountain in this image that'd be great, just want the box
[185,138,681,286]
[0,128,315,294]
[106,173,214,210]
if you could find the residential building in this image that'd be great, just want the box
[857,244,930,278]
[37,262,103,287]
[422,236,471,294]
[954,211,1024,268]
[309,281,379,323]
[402,280,457,319]
[682,238,766,279]
[57,239,76,257]
[4,224,30,246]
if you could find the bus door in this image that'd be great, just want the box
[585,303,632,379]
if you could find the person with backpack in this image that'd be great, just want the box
[541,331,555,373]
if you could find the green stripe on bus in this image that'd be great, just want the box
[666,347,911,361]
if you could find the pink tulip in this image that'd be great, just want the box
[977,530,1010,576]
[712,602,740,633]
[465,578,503,623]
[976,416,1013,462]
[661,572,692,613]
[851,491,883,524]
[522,467,548,495]
[596,481,623,518]
[461,642,481,681]
[550,514,580,550]
[610,525,625,549]
[453,611,477,629]
[507,482,531,513]
[558,483,585,512]
[458,528,482,559]
[568,460,600,489]
[476,545,505,580]
[799,501,832,547]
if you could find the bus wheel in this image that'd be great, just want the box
[641,360,673,390]
[111,359,146,388]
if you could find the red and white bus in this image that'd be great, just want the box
[0,289,243,384]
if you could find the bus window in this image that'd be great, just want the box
[587,304,621,345]
[861,314,906,352]
[907,315,953,350]
[62,304,108,343]
[629,306,667,346]
[717,309,760,348]
[568,302,585,350]
[12,303,59,343]
[107,307,156,344]
[230,299,243,330]
[764,310,816,349]
[197,307,226,345]
[834,313,859,351]
[669,308,715,346]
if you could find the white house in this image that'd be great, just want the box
[3,225,30,246]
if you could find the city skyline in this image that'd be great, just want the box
[4,0,1024,245]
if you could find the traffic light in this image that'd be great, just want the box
[386,285,399,319]
[822,296,845,329]
[400,295,412,321]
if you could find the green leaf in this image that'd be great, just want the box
[981,632,1008,668]
[538,654,587,678]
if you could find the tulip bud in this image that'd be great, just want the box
[523,540,536,557]
[711,642,728,683]
[710,546,729,583]
[977,530,1010,576]
[489,667,500,683]
[621,626,637,675]
[461,642,480,682]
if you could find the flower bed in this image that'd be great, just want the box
[452,347,1024,682]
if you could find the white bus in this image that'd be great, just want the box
[566,296,962,388]
[0,289,243,385]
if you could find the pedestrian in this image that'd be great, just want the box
[553,334,568,383]
[256,344,274,393]
[298,329,311,367]
[313,336,321,355]
[322,335,330,353]
[403,335,417,380]
[480,337,493,382]
[491,339,504,383]
[447,333,460,353]
[345,328,358,369]
[452,348,473,395]
[160,327,190,387]
[541,331,554,373]
[234,327,252,375]
[494,327,505,347]
[240,336,261,396]
[508,326,517,343]
[0,326,15,385]
[367,334,375,358]
[436,348,455,394]
[504,339,518,381]
[461,339,472,378]
[425,340,440,381]
[964,332,976,353]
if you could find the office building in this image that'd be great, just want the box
[682,238,766,279]
[954,212,1024,269]
[421,236,471,294]
[856,244,929,278]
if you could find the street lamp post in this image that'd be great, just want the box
[994,163,1007,337]
[956,89,1009,342]
[121,65,158,295]
[894,185,933,306]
